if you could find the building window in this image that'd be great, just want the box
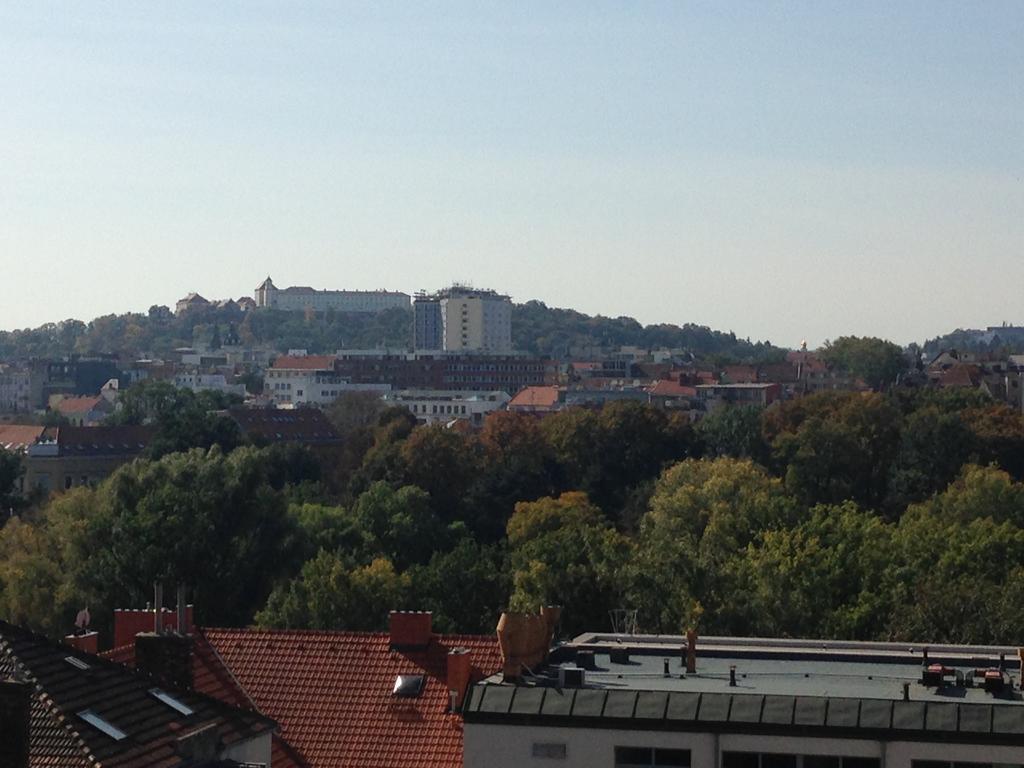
[65,476,73,490]
[532,743,567,760]
[724,755,879,768]
[615,747,690,767]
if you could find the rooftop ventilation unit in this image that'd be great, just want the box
[576,650,596,670]
[609,648,630,664]
[559,666,585,688]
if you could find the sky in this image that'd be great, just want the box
[1,2,1021,348]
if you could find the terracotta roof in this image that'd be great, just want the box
[938,363,982,388]
[0,424,45,450]
[646,379,698,398]
[508,385,561,409]
[270,355,338,371]
[228,408,342,444]
[55,396,105,415]
[0,620,276,768]
[201,628,502,768]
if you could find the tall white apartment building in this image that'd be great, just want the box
[415,286,513,354]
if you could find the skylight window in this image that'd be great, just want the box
[64,655,90,671]
[393,674,425,698]
[149,688,194,716]
[78,709,127,741]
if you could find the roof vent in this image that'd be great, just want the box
[393,674,425,698]
[558,666,585,688]
[576,650,596,670]
[609,648,630,664]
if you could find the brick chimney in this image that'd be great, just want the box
[447,648,471,710]
[135,632,193,691]
[113,606,193,649]
[64,631,99,655]
[686,629,697,674]
[389,611,433,650]
[0,680,30,768]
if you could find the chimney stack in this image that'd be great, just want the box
[686,629,697,674]
[135,582,193,691]
[389,611,433,650]
[64,631,99,655]
[447,648,472,711]
[0,680,30,768]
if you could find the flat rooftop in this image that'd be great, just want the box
[465,634,1024,741]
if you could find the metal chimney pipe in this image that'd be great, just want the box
[153,583,163,635]
[176,585,187,636]
[729,666,737,687]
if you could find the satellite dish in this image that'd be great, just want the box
[75,608,91,631]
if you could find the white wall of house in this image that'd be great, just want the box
[465,723,1023,768]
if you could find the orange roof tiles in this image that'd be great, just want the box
[202,628,502,768]
[0,424,45,450]
[55,395,105,414]
[646,379,698,398]
[508,385,560,409]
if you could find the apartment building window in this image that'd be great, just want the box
[724,754,879,768]
[65,476,73,490]
[532,743,567,759]
[615,747,690,767]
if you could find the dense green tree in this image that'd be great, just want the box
[408,538,511,634]
[60,446,304,629]
[256,553,410,630]
[0,449,24,516]
[733,502,894,639]
[771,393,901,509]
[507,492,631,636]
[109,379,242,458]
[819,336,906,389]
[696,404,768,462]
[630,458,797,634]
[398,426,478,523]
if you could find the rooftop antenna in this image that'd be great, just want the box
[153,582,163,635]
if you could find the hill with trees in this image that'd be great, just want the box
[0,300,784,362]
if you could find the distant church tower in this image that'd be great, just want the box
[255,276,277,308]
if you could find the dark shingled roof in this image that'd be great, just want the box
[0,620,276,768]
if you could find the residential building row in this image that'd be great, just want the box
[4,600,1024,768]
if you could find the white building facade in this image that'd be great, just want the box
[382,389,510,425]
[464,634,1024,768]
[265,354,389,406]
[255,277,410,313]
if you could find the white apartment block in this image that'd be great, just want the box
[255,276,410,313]
[174,373,247,398]
[0,368,32,412]
[265,354,389,406]
[382,389,510,425]
[439,287,513,354]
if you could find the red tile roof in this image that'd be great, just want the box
[202,628,502,768]
[271,355,337,371]
[646,379,698,398]
[101,633,303,768]
[0,424,45,450]
[55,395,105,414]
[508,385,560,409]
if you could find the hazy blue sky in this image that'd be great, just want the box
[2,2,1021,347]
